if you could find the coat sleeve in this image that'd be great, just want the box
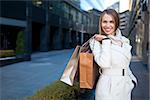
[89,38,111,68]
[123,37,137,85]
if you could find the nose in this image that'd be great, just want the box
[106,22,111,27]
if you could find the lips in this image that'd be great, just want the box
[104,28,112,32]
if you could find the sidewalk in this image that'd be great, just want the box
[0,49,149,100]
[131,57,149,100]
[0,49,74,100]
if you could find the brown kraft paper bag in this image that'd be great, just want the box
[79,39,99,89]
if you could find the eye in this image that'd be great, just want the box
[103,21,107,23]
[110,21,114,23]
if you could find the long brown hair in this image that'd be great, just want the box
[99,9,120,34]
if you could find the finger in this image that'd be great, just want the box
[94,34,98,38]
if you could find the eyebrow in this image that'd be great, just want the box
[102,20,114,22]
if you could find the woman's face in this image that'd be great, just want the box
[101,14,116,35]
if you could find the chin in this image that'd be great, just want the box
[104,31,114,35]
[105,32,111,35]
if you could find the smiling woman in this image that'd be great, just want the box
[89,9,137,100]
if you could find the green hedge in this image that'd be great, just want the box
[16,31,25,55]
[0,50,15,58]
[28,81,92,100]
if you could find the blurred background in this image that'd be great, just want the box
[0,0,149,100]
[0,0,149,67]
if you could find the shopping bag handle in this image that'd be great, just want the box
[80,35,95,53]
[81,35,95,47]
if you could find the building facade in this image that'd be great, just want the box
[128,0,149,67]
[0,0,100,63]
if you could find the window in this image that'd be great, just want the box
[70,8,76,22]
[78,12,82,23]
[63,3,69,19]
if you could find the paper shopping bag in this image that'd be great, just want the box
[79,40,100,89]
[60,45,80,86]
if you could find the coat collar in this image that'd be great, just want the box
[108,29,122,40]
[107,29,129,44]
[108,29,132,61]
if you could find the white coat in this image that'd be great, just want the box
[89,29,137,100]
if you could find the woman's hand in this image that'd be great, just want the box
[94,34,107,41]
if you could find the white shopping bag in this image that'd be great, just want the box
[60,45,80,86]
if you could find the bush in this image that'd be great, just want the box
[16,31,25,55]
[28,80,92,100]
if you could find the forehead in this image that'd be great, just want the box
[102,14,115,21]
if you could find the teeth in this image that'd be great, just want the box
[105,29,111,31]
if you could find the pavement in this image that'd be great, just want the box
[131,57,149,100]
[0,49,74,100]
[0,49,149,100]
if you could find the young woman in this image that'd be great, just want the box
[89,9,137,100]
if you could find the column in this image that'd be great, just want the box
[40,1,50,51]
[64,30,70,49]
[40,25,50,51]
[53,18,62,49]
[24,1,32,60]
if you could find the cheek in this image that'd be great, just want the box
[112,25,116,31]
[112,23,116,28]
[101,24,105,31]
